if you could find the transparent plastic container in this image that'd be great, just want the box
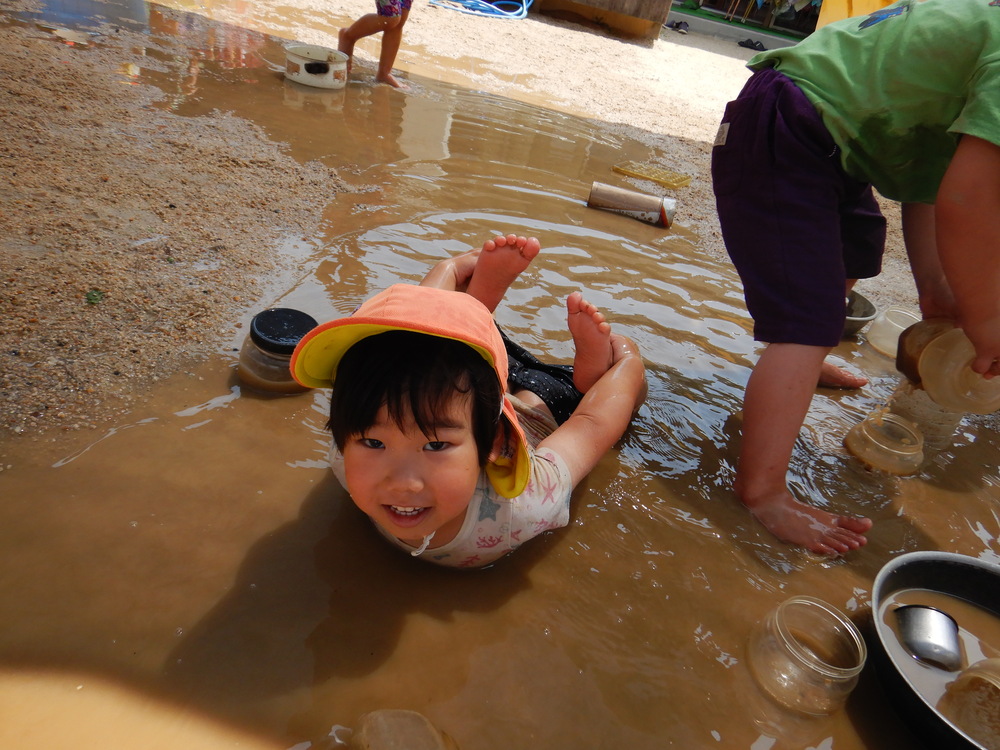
[747,596,867,716]
[844,411,925,475]
[918,328,1000,415]
[866,306,920,358]
[237,308,318,395]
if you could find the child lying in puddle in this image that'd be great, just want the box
[291,235,647,567]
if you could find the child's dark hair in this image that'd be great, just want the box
[327,330,507,466]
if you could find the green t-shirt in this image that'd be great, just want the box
[749,0,1000,203]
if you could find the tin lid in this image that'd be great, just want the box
[250,308,319,355]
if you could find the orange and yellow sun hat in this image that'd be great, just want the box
[290,284,530,498]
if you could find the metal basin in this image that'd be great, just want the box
[871,551,1000,750]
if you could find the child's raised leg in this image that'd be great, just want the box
[337,22,367,75]
[567,291,614,393]
[465,234,540,313]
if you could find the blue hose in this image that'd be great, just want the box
[428,0,533,19]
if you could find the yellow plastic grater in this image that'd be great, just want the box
[612,161,692,189]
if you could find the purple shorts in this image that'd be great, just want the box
[377,0,412,17]
[712,68,887,347]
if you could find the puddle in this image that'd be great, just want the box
[2,1,999,748]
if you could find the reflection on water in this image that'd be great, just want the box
[3,1,1000,748]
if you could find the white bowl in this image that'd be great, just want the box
[284,45,348,90]
[866,306,919,358]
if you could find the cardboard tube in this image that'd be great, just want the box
[587,181,676,227]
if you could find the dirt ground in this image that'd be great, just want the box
[0,3,351,434]
[0,0,914,437]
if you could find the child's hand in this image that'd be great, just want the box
[964,317,1000,378]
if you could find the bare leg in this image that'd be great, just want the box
[337,27,355,74]
[737,342,872,556]
[821,278,869,389]
[567,292,614,393]
[376,10,408,88]
[465,234,540,313]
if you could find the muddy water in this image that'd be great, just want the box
[3,2,1000,749]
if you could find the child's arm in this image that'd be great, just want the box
[935,134,1000,377]
[537,335,646,486]
[902,201,958,320]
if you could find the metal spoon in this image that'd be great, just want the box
[893,604,963,672]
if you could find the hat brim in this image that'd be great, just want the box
[291,317,496,391]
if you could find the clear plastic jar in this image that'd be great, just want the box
[844,411,925,475]
[866,306,920,359]
[237,308,318,395]
[747,596,867,716]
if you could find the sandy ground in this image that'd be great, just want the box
[0,0,915,437]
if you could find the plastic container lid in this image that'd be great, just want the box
[918,328,1000,415]
[249,308,318,355]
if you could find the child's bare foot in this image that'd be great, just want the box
[376,72,408,89]
[465,234,540,313]
[337,29,354,74]
[818,360,867,389]
[567,291,614,393]
[744,491,872,556]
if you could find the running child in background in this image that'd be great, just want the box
[337,0,411,88]
[291,235,648,567]
[711,0,1000,556]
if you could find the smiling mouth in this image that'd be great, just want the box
[390,505,424,516]
[384,505,430,526]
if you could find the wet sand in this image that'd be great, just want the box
[0,0,915,437]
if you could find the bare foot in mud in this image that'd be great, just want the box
[818,360,868,389]
[745,491,872,556]
[337,29,354,74]
[376,72,408,89]
[567,291,614,393]
[466,234,540,312]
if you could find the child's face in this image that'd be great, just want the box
[342,392,482,547]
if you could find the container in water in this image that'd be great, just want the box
[917,327,1000,415]
[284,45,348,90]
[865,306,920,358]
[747,596,867,716]
[587,181,676,227]
[237,308,318,394]
[843,411,924,475]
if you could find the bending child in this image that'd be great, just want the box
[712,0,1000,556]
[291,234,647,567]
[337,0,411,89]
